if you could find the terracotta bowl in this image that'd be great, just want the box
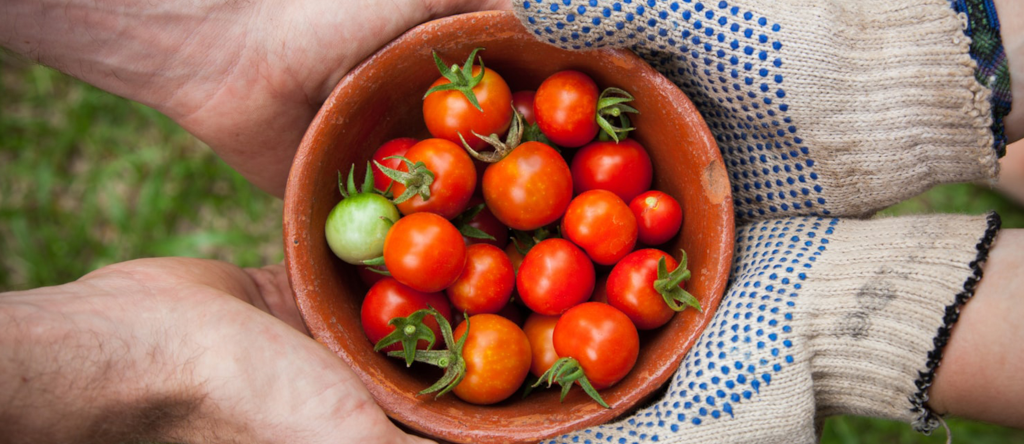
[283,10,734,444]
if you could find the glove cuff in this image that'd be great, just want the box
[805,213,1001,432]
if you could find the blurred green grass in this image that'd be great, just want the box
[3,53,1023,443]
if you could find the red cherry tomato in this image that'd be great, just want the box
[383,212,467,293]
[517,238,595,316]
[522,313,560,378]
[452,314,532,405]
[482,141,573,231]
[534,70,600,148]
[360,277,453,353]
[570,139,653,203]
[371,137,417,192]
[553,302,639,390]
[446,244,516,316]
[424,65,512,151]
[511,90,537,125]
[390,138,477,219]
[561,189,638,266]
[629,190,684,246]
[606,248,681,330]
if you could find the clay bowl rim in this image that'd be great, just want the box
[283,10,734,444]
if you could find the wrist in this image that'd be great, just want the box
[0,281,203,443]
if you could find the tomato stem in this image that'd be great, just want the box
[653,250,702,312]
[460,106,525,164]
[373,308,438,367]
[595,87,638,142]
[532,357,610,408]
[423,48,487,112]
[373,156,436,204]
[385,308,470,399]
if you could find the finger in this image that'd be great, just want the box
[244,263,310,335]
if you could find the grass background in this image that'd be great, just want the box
[3,52,1024,443]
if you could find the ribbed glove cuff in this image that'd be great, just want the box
[803,213,1000,431]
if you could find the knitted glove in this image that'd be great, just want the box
[510,1,1011,443]
[514,0,1005,222]
[538,213,999,444]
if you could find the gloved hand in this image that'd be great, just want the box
[511,0,1010,443]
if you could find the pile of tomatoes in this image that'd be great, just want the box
[324,48,700,407]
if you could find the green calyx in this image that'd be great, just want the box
[424,48,487,112]
[374,308,436,367]
[385,308,469,399]
[452,203,497,242]
[338,162,379,199]
[595,87,639,142]
[653,250,702,312]
[373,156,435,205]
[532,357,609,408]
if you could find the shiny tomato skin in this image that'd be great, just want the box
[424,66,512,151]
[511,90,537,125]
[534,70,600,148]
[482,141,573,231]
[391,138,477,220]
[553,302,639,390]
[570,139,653,203]
[371,137,417,192]
[446,244,516,316]
[384,212,467,293]
[629,190,684,246]
[561,189,638,266]
[360,277,453,353]
[516,238,595,316]
[606,249,680,330]
[522,312,560,378]
[452,314,532,405]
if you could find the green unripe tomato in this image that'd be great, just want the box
[325,192,400,264]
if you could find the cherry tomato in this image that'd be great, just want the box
[384,212,467,293]
[534,70,600,147]
[511,90,537,125]
[452,314,532,405]
[522,313,560,378]
[570,139,653,203]
[371,137,417,192]
[561,189,638,266]
[606,249,681,330]
[482,141,573,231]
[553,302,639,389]
[424,65,512,151]
[360,277,453,353]
[629,190,683,246]
[390,138,477,220]
[517,238,595,316]
[446,244,515,316]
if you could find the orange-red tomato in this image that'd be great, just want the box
[522,313,560,378]
[553,302,639,390]
[390,138,477,220]
[360,277,453,353]
[606,249,681,330]
[482,141,572,231]
[534,70,600,147]
[561,189,638,266]
[424,66,512,151]
[630,190,684,246]
[452,314,532,405]
[446,244,515,316]
[516,238,595,316]
[570,139,653,203]
[371,137,417,192]
[383,212,466,293]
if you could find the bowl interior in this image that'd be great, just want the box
[283,11,733,444]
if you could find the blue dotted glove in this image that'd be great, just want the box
[515,0,999,223]
[512,1,1008,443]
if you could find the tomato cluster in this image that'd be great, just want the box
[324,48,701,408]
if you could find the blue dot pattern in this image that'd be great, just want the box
[518,0,827,222]
[538,217,836,443]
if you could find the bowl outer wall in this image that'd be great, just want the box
[283,10,734,444]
